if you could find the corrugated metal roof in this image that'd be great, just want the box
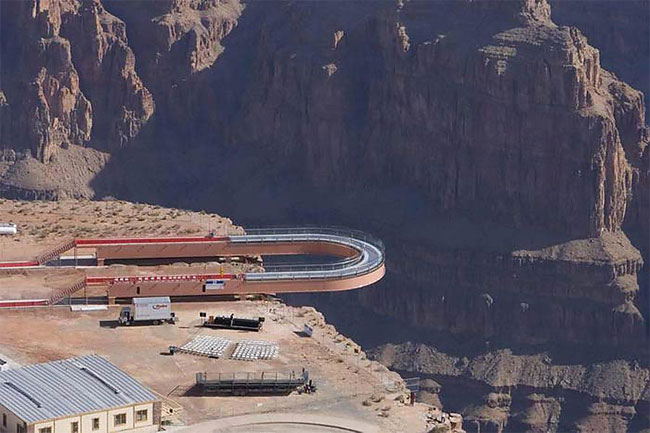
[0,355,158,423]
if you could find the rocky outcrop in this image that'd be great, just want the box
[550,0,650,114]
[101,0,242,121]
[374,343,649,433]
[2,0,645,241]
[355,231,645,347]
[0,0,153,160]
[0,0,92,162]
[227,0,645,239]
[60,0,154,150]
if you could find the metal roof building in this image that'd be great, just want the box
[0,355,160,433]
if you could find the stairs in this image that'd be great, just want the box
[48,277,87,306]
[36,239,76,265]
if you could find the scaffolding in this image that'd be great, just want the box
[194,370,310,396]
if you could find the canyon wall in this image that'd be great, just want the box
[0,0,153,159]
[0,0,648,431]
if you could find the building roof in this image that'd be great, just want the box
[0,355,158,423]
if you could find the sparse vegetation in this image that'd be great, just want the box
[0,199,243,261]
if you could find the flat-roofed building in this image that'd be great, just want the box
[0,355,160,433]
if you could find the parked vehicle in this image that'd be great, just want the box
[0,223,17,235]
[118,297,176,326]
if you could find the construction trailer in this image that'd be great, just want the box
[194,370,311,396]
[0,355,160,433]
[201,313,264,331]
[118,297,176,326]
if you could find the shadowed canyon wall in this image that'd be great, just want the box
[1,1,648,431]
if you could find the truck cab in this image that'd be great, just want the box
[118,307,133,325]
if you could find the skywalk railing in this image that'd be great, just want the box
[231,227,385,281]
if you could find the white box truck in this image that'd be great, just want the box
[118,297,177,326]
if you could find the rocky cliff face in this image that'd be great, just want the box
[0,0,647,431]
[228,0,647,240]
[0,0,152,162]
[358,231,645,347]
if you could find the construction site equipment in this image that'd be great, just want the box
[170,335,233,358]
[118,297,176,326]
[230,340,278,361]
[194,370,311,395]
[202,313,265,331]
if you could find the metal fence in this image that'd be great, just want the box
[230,227,385,282]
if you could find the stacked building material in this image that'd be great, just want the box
[230,340,278,361]
[175,335,233,358]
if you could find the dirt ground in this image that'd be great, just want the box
[0,301,431,433]
[0,198,242,261]
[0,199,434,432]
[0,198,252,300]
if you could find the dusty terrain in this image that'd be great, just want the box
[0,198,242,261]
[0,198,454,432]
[0,199,248,300]
[0,301,433,433]
[1,0,648,431]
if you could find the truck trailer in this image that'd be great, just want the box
[118,297,176,326]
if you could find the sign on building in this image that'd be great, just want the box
[205,280,226,290]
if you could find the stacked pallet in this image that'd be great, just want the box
[175,335,233,358]
[231,340,279,361]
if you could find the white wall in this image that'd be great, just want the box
[33,420,54,433]
[107,406,133,433]
[0,404,27,433]
[81,412,107,433]
[1,402,156,433]
[132,404,153,430]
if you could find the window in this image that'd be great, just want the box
[2,413,5,427]
[38,428,52,433]
[16,424,25,433]
[135,409,148,422]
[71,421,79,433]
[114,413,127,426]
[92,417,100,430]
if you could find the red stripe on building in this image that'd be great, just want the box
[75,236,230,246]
[86,274,238,286]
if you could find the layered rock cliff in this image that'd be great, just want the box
[0,0,152,161]
[226,0,647,240]
[0,0,647,431]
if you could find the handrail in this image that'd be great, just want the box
[235,226,385,253]
[231,227,385,282]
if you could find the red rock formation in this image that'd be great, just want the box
[0,1,647,431]
[0,0,153,159]
[60,0,154,150]
[231,0,645,239]
[0,0,92,162]
[101,0,241,120]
